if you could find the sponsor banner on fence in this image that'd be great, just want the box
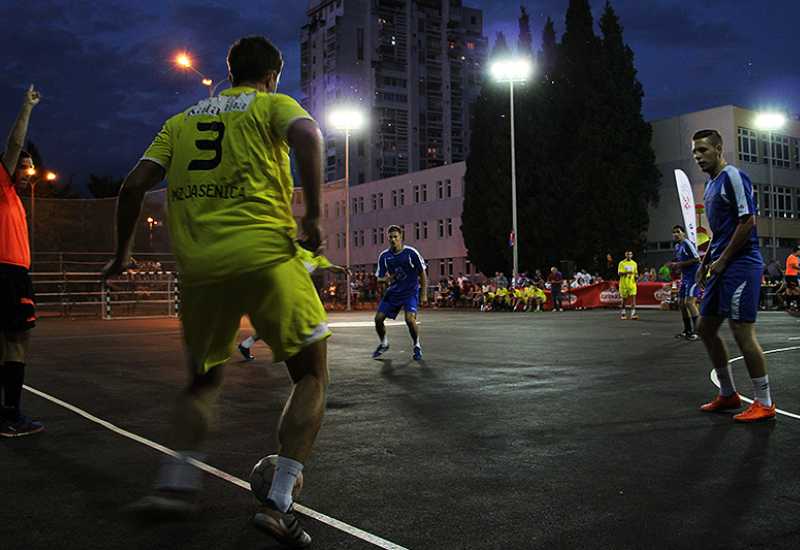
[545,282,672,310]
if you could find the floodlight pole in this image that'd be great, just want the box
[767,130,777,262]
[509,80,519,280]
[344,129,352,311]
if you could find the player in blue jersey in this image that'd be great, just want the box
[692,129,775,422]
[373,225,428,361]
[669,224,701,340]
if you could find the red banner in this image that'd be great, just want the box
[545,282,672,310]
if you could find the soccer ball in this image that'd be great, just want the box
[249,454,304,504]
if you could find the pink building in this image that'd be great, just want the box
[292,162,475,281]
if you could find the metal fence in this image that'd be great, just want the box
[32,252,179,319]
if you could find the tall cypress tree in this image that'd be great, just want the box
[462,33,515,275]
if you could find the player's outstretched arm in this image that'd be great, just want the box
[289,119,324,252]
[419,269,428,305]
[102,160,165,278]
[2,85,40,174]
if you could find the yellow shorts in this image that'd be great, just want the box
[180,255,331,373]
[619,280,638,298]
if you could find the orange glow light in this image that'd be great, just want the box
[202,78,213,86]
[175,52,192,68]
[26,167,36,176]
[45,171,57,181]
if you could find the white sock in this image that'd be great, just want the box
[716,365,737,397]
[413,338,420,348]
[155,451,205,492]
[381,336,388,346]
[751,375,772,406]
[631,307,636,316]
[267,456,304,512]
[241,336,255,348]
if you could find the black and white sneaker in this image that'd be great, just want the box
[0,414,44,438]
[685,332,699,341]
[372,343,389,359]
[253,500,312,548]
[239,343,255,361]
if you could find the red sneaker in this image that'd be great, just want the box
[734,401,776,422]
[700,393,742,412]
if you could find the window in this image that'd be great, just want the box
[738,127,758,163]
[446,258,454,276]
[392,189,398,207]
[775,186,794,219]
[353,231,358,248]
[379,227,385,244]
[438,219,445,238]
[793,138,800,169]
[378,192,384,209]
[446,179,452,198]
[414,222,421,240]
[336,233,342,249]
[335,201,340,217]
[357,28,364,61]
[422,221,428,239]
[399,188,405,206]
[372,228,378,245]
[446,218,453,237]
[371,194,377,210]
[324,204,329,218]
[360,230,365,246]
[358,196,364,213]
[422,183,428,202]
[465,259,472,274]
[439,260,445,277]
[352,198,358,214]
[766,134,791,168]
[414,185,420,203]
[436,180,443,199]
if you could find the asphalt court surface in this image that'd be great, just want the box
[3,309,800,549]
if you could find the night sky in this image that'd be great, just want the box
[2,0,798,187]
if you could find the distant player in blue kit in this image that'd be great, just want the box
[669,224,701,340]
[692,129,775,422]
[373,225,428,361]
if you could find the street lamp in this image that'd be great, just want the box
[490,57,533,280]
[28,169,57,264]
[754,111,787,262]
[146,216,159,249]
[173,51,225,97]
[328,107,366,311]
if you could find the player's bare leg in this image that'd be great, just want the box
[372,311,389,358]
[278,340,329,462]
[405,311,422,360]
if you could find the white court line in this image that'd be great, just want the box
[709,345,800,420]
[22,385,409,550]
[329,320,413,328]
[787,336,800,341]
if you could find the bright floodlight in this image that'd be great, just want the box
[175,52,192,68]
[26,167,36,176]
[490,58,533,82]
[329,108,366,131]
[754,112,787,131]
[45,171,57,181]
[201,78,213,86]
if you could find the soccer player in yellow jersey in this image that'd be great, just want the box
[103,36,327,547]
[618,250,639,320]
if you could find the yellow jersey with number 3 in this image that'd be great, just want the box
[142,87,313,286]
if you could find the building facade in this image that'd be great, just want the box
[301,0,487,184]
[644,105,800,267]
[292,162,471,281]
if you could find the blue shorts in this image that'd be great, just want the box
[678,277,701,301]
[700,261,762,322]
[378,293,419,319]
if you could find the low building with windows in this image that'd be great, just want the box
[292,162,472,281]
[644,105,800,267]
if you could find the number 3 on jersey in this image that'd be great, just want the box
[188,121,225,171]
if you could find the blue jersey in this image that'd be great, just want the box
[703,165,762,265]
[674,239,700,279]
[375,246,426,298]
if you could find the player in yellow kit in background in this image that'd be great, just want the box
[103,36,328,547]
[618,250,639,320]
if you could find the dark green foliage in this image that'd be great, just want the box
[463,0,660,275]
